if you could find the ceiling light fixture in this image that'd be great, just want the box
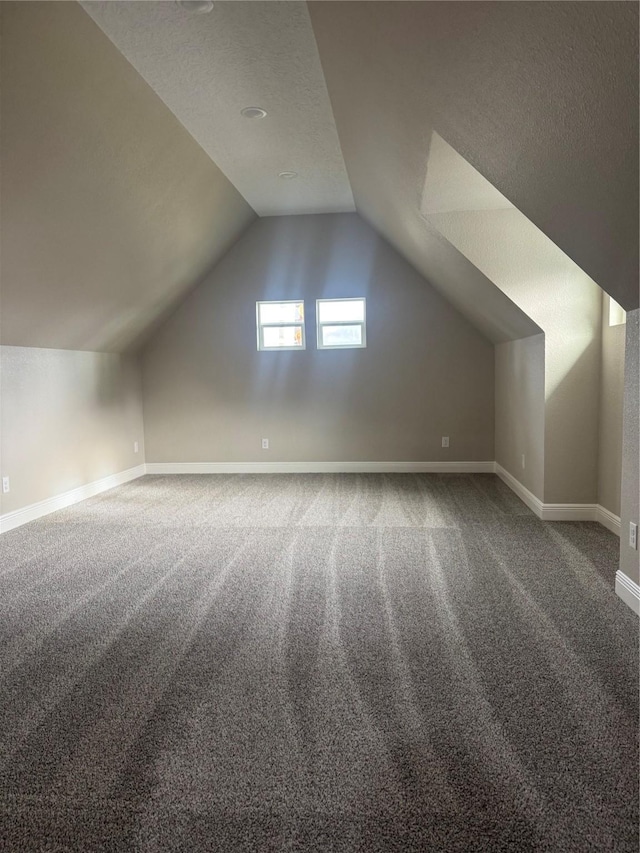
[176,1,214,14]
[278,171,298,180]
[240,107,268,120]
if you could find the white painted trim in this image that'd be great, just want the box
[1,461,622,540]
[494,463,544,517]
[595,505,621,536]
[495,464,621,534]
[145,461,496,475]
[615,571,640,616]
[0,465,146,533]
[540,503,599,522]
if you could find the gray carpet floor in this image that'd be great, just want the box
[0,473,637,852]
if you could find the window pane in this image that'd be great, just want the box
[259,301,304,325]
[609,297,626,327]
[263,325,303,348]
[321,325,362,347]
[318,299,364,323]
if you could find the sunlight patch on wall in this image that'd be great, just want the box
[420,132,604,396]
[421,133,514,217]
[608,295,627,327]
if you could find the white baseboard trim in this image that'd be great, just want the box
[1,461,623,539]
[494,463,544,517]
[0,464,147,533]
[145,461,496,475]
[595,505,622,536]
[495,463,621,533]
[541,503,599,522]
[615,571,640,616]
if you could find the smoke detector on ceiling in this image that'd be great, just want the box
[176,1,214,13]
[278,172,298,180]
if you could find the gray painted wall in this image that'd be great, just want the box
[0,1,255,353]
[0,347,144,515]
[429,208,603,504]
[310,2,639,312]
[142,214,495,464]
[495,335,545,501]
[598,295,625,517]
[619,310,639,586]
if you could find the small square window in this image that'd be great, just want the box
[608,295,626,327]
[256,300,305,350]
[316,298,366,349]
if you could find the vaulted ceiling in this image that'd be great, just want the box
[0,1,255,352]
[1,1,637,352]
[82,1,354,216]
[310,0,638,314]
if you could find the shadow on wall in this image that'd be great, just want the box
[140,212,496,463]
[495,332,545,499]
[544,338,602,505]
[250,214,378,408]
[423,132,605,505]
[179,214,381,411]
[94,353,139,408]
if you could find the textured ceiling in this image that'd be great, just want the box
[0,1,255,351]
[421,133,513,217]
[309,0,639,311]
[82,0,354,216]
[2,1,636,353]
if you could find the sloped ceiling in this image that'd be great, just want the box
[1,1,636,353]
[83,0,638,333]
[0,1,255,352]
[309,0,639,312]
[82,0,354,216]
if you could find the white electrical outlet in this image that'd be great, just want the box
[134,441,139,454]
[521,454,526,469]
[261,438,269,450]
[630,522,638,550]
[2,477,9,494]
[441,436,449,448]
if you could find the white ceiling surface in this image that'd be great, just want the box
[82,0,354,217]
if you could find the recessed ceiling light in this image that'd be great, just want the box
[176,1,214,14]
[278,171,298,180]
[240,107,268,120]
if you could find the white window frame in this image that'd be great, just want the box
[256,300,306,351]
[316,297,367,350]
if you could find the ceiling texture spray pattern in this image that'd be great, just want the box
[82,0,355,216]
[1,1,637,352]
[309,0,639,312]
[85,0,638,318]
[0,1,256,352]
